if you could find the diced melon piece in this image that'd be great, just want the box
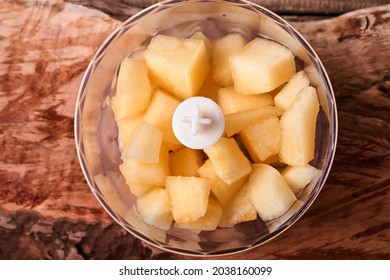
[112,58,152,119]
[217,86,273,115]
[204,137,252,184]
[126,182,155,199]
[145,34,209,100]
[230,38,295,94]
[239,116,281,163]
[122,121,162,163]
[143,89,181,146]
[225,106,283,137]
[248,164,296,221]
[211,33,247,86]
[190,31,212,57]
[116,113,143,150]
[169,147,204,176]
[281,165,321,194]
[119,147,170,197]
[219,184,257,227]
[274,71,310,110]
[197,74,221,102]
[198,159,246,205]
[166,176,211,223]
[136,187,173,230]
[280,86,319,166]
[175,197,222,231]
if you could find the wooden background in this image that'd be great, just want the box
[0,0,389,259]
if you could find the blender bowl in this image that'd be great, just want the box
[74,0,337,256]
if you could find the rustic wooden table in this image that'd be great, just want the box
[0,0,389,260]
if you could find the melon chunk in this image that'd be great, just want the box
[217,86,273,115]
[219,184,257,227]
[279,86,320,166]
[166,176,211,223]
[116,113,143,150]
[230,38,295,94]
[198,159,247,206]
[175,198,222,231]
[122,121,162,164]
[274,71,310,110]
[169,147,204,177]
[281,165,321,194]
[143,89,181,147]
[145,34,209,100]
[211,33,247,86]
[190,31,212,57]
[112,58,152,120]
[204,137,252,184]
[137,188,173,230]
[248,164,296,221]
[239,116,281,163]
[225,106,282,137]
[119,147,169,197]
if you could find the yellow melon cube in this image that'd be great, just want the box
[143,89,181,147]
[166,176,211,223]
[247,164,296,221]
[190,31,212,57]
[281,164,321,194]
[274,71,310,110]
[136,187,173,230]
[145,34,209,100]
[175,197,222,231]
[211,33,247,86]
[218,184,257,227]
[230,38,295,94]
[119,147,170,197]
[169,147,204,177]
[116,113,143,151]
[224,106,283,137]
[239,116,281,163]
[198,159,246,206]
[279,86,320,166]
[122,121,162,164]
[217,86,273,115]
[204,137,252,184]
[112,58,152,119]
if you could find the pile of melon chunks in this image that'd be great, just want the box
[111,32,321,232]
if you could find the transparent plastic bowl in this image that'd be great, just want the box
[74,0,337,256]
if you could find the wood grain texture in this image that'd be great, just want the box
[0,0,389,259]
[119,0,390,13]
[68,0,390,21]
[0,0,121,222]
